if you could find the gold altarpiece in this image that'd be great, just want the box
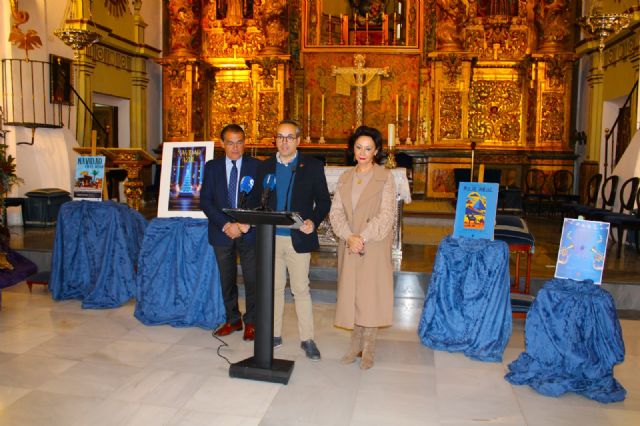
[161,0,578,198]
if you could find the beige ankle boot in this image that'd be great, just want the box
[360,327,378,370]
[341,325,363,364]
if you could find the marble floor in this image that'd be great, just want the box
[1,283,639,426]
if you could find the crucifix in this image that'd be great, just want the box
[331,54,390,127]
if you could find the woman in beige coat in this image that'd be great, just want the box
[329,126,397,369]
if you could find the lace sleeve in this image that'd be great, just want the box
[329,185,353,241]
[360,173,397,242]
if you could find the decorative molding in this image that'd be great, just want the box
[87,45,133,71]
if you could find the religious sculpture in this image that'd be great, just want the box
[435,0,469,51]
[536,0,571,50]
[167,0,201,53]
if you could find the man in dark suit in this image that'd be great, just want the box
[200,124,260,341]
[251,120,331,360]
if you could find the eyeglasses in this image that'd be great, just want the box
[275,134,297,143]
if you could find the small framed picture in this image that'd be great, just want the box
[157,141,215,218]
[49,54,73,105]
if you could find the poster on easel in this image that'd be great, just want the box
[555,218,610,284]
[157,142,214,218]
[453,182,499,240]
[73,156,105,201]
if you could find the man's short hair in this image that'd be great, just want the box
[277,119,301,138]
[220,123,245,141]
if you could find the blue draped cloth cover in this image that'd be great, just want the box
[49,201,147,308]
[505,278,626,403]
[418,236,512,362]
[134,218,225,329]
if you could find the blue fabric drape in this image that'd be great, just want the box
[505,278,626,403]
[49,201,147,308]
[418,236,512,362]
[134,218,225,329]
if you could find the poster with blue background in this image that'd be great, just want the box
[453,182,499,240]
[555,218,609,284]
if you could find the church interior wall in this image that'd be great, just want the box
[1,0,163,202]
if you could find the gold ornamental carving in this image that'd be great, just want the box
[254,0,288,54]
[535,0,572,51]
[167,0,201,54]
[469,80,521,143]
[543,56,567,89]
[442,54,462,85]
[210,81,253,140]
[257,92,279,140]
[435,0,469,51]
[439,91,462,139]
[540,93,564,142]
[253,57,280,89]
[202,26,265,59]
[464,23,528,60]
[168,92,189,138]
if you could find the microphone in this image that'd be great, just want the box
[284,164,297,212]
[237,176,254,209]
[260,174,276,210]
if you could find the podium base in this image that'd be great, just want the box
[229,357,295,385]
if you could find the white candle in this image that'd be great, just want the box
[295,96,299,119]
[407,94,411,121]
[321,94,325,120]
[388,123,395,148]
[307,94,311,118]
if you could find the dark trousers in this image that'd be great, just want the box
[213,237,257,325]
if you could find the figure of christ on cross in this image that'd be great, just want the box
[331,54,390,128]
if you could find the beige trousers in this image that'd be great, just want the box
[274,235,314,341]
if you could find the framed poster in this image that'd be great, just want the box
[157,142,214,218]
[73,156,105,201]
[49,54,73,105]
[453,182,499,240]
[555,218,610,284]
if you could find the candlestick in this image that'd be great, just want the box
[395,94,399,122]
[328,14,332,44]
[393,13,397,45]
[405,94,412,143]
[365,13,369,45]
[319,118,326,144]
[305,94,311,143]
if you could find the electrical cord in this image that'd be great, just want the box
[210,331,232,365]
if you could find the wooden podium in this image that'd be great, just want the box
[74,147,156,211]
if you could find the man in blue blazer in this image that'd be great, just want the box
[251,119,331,360]
[200,124,260,341]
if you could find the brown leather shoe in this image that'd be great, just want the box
[214,321,242,336]
[243,323,255,341]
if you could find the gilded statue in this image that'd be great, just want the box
[535,0,571,49]
[435,0,470,50]
[168,0,201,53]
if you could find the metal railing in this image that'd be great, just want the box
[1,58,107,146]
[603,80,638,179]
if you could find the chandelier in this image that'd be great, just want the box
[578,6,630,67]
[54,0,101,58]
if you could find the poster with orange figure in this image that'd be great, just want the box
[453,182,499,240]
